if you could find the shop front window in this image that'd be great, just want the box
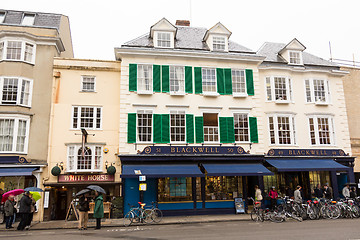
[309,171,331,192]
[205,176,243,201]
[158,177,192,202]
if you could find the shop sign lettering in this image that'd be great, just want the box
[267,149,347,157]
[138,146,248,155]
[58,174,114,183]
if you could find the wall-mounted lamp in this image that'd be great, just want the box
[105,161,108,169]
[56,162,64,170]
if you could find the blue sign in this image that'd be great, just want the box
[0,156,30,164]
[138,146,248,155]
[267,149,348,157]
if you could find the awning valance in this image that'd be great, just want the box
[0,168,37,177]
[266,159,349,172]
[121,164,204,178]
[202,163,273,176]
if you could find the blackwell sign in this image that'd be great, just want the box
[266,149,347,157]
[138,146,248,155]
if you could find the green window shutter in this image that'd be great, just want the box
[219,117,228,143]
[195,116,204,143]
[153,114,162,143]
[249,117,258,143]
[216,68,225,95]
[227,117,235,143]
[186,114,194,143]
[185,66,193,93]
[224,68,233,95]
[129,64,137,92]
[127,113,136,143]
[153,65,161,92]
[162,65,170,92]
[246,69,254,96]
[161,114,170,143]
[194,67,202,94]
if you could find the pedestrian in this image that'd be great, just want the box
[25,193,36,230]
[93,191,104,230]
[17,191,32,231]
[342,184,350,198]
[254,185,263,207]
[323,184,333,200]
[0,188,4,224]
[268,186,278,210]
[78,194,90,230]
[4,195,16,229]
[313,184,323,199]
[350,187,357,199]
[294,185,303,204]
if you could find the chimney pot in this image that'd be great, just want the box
[175,20,190,26]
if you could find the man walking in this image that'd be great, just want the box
[17,191,32,231]
[4,195,16,229]
[78,194,90,230]
[294,185,303,204]
[342,184,350,198]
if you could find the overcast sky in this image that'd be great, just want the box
[2,0,360,63]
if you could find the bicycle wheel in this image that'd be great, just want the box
[289,212,303,222]
[141,209,152,224]
[307,207,317,220]
[151,208,163,223]
[270,212,284,223]
[250,209,258,222]
[351,205,360,218]
[124,211,134,227]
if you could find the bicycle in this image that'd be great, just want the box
[145,201,163,223]
[123,202,152,227]
[248,197,264,222]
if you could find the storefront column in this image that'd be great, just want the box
[347,168,355,183]
[330,171,339,200]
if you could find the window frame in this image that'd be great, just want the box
[0,39,36,64]
[233,112,250,143]
[81,75,96,92]
[0,76,33,107]
[154,31,174,48]
[201,67,218,95]
[203,112,219,143]
[268,114,297,146]
[21,13,35,26]
[212,36,226,51]
[71,106,102,130]
[288,50,303,65]
[304,78,331,105]
[0,115,30,154]
[136,109,153,143]
[169,65,185,95]
[0,12,5,23]
[231,69,247,97]
[265,76,292,103]
[170,110,186,144]
[66,144,103,173]
[137,64,153,94]
[307,115,335,146]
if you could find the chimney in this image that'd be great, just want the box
[175,20,190,26]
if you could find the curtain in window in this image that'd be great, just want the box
[0,119,14,151]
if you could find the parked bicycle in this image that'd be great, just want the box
[145,201,163,223]
[123,202,152,227]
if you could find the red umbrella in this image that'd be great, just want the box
[1,189,24,203]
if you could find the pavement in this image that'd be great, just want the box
[1,218,360,240]
[0,214,250,231]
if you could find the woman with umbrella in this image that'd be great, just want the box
[78,192,90,230]
[94,190,104,230]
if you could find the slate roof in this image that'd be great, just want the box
[0,9,62,29]
[257,42,337,67]
[123,26,255,54]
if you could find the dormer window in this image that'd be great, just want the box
[213,36,226,51]
[0,12,5,23]
[289,51,302,65]
[156,32,171,48]
[21,13,35,25]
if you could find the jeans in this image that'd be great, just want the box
[96,218,101,229]
[5,215,14,228]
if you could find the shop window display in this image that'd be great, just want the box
[205,176,243,200]
[158,177,192,202]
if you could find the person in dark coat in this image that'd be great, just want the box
[323,184,333,200]
[350,187,357,199]
[0,188,4,224]
[17,191,32,231]
[4,195,16,229]
[93,191,104,230]
[314,184,324,199]
[25,194,36,230]
[78,195,90,230]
